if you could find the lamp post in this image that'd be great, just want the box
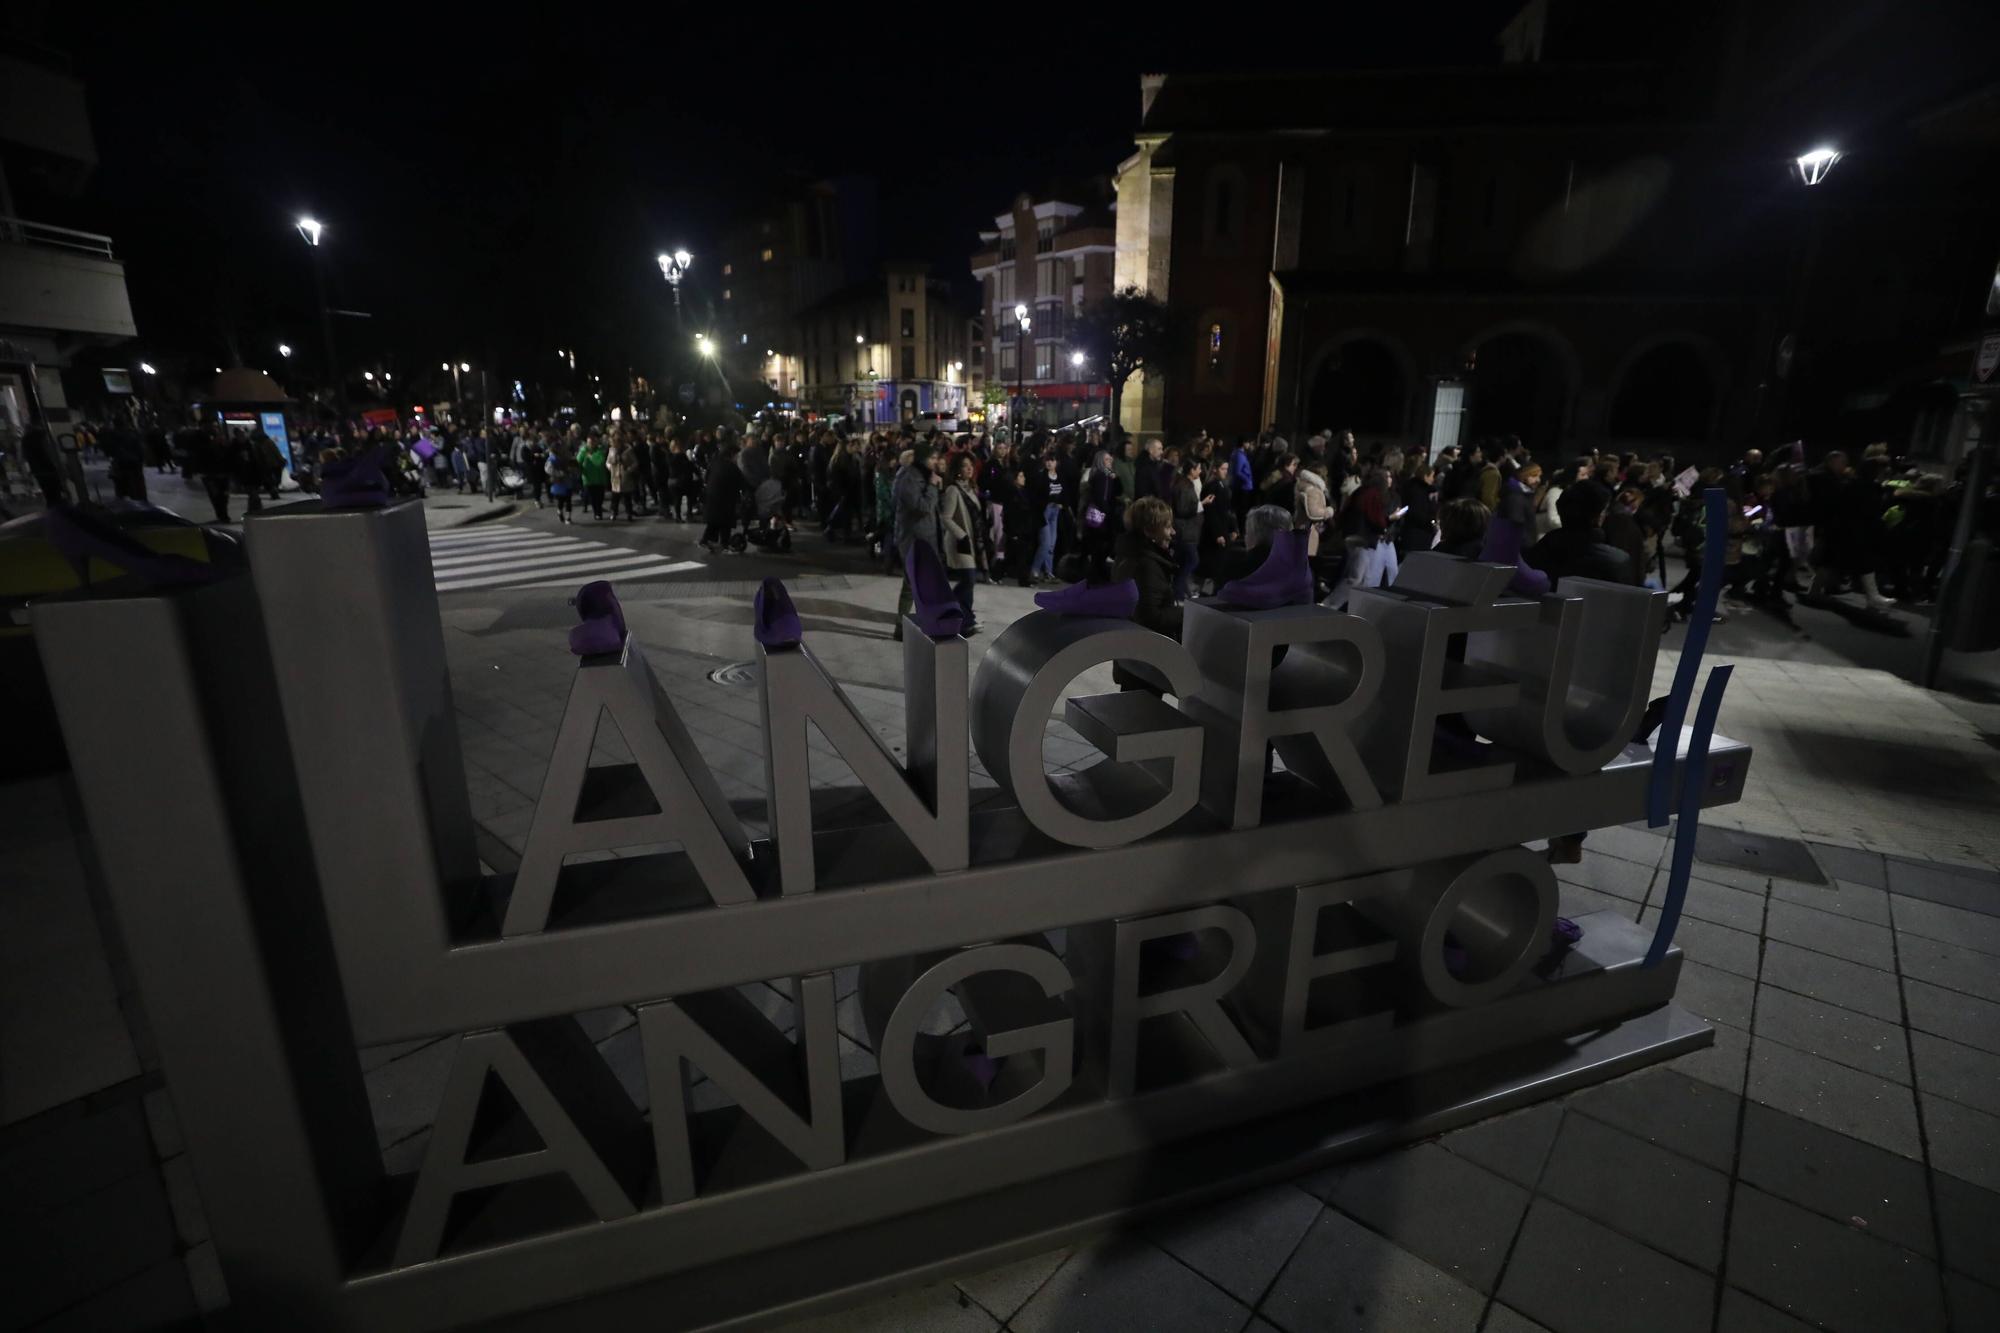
[296,216,343,420]
[1012,303,1033,438]
[1774,145,1842,439]
[658,249,692,328]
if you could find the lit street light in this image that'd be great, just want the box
[1796,146,1841,186]
[278,343,293,358]
[363,371,375,381]
[1070,350,1086,368]
[139,362,156,376]
[695,335,715,357]
[1013,304,1031,433]
[295,215,342,417]
[658,249,692,325]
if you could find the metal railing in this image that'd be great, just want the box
[0,216,116,260]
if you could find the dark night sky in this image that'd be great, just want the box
[40,4,1520,392]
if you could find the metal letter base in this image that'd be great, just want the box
[32,501,1743,1331]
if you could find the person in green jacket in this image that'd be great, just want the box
[577,436,609,519]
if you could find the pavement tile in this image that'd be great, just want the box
[1569,1067,1740,1171]
[1259,1208,1485,1333]
[1768,877,1890,926]
[1932,1171,2000,1287]
[1758,942,1902,1022]
[777,1281,997,1332]
[1911,1031,2000,1118]
[951,1248,1069,1323]
[0,1098,155,1216]
[1716,1287,1817,1333]
[1751,984,1910,1084]
[1737,1101,1935,1258]
[1669,916,1762,980]
[1538,1112,1729,1271]
[1435,1101,1564,1188]
[1482,1305,1553,1333]
[1011,1240,1248,1333]
[1922,1093,2000,1194]
[1725,1185,1942,1333]
[1897,933,2000,1005]
[1689,861,1781,895]
[365,1034,460,1149]
[1497,1199,1713,1333]
[1555,852,1655,905]
[1746,1036,1920,1159]
[1324,1142,1529,1293]
[1675,959,1754,1031]
[32,1259,195,1333]
[1145,1184,1320,1306]
[1947,1272,2000,1333]
[1558,883,1633,921]
[8,1167,180,1328]
[1884,859,2000,918]
[1668,1016,1750,1093]
[1808,843,1888,889]
[1674,877,1767,935]
[1891,894,2000,958]
[1587,823,1669,869]
[1763,900,1895,969]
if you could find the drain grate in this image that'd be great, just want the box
[1692,826,1825,884]
[708,662,757,687]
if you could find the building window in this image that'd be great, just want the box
[900,308,915,339]
[761,247,774,262]
[1203,166,1246,253]
[973,342,985,367]
[1037,218,1056,253]
[740,333,749,345]
[997,267,1015,305]
[722,289,731,301]
[1209,322,1224,364]
[998,345,1017,376]
[1035,345,1054,380]
[1212,181,1233,237]
[900,346,916,379]
[1000,236,1016,262]
[1038,301,1064,340]
[723,263,733,276]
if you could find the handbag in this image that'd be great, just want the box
[1084,505,1106,529]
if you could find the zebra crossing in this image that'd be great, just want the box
[426,524,703,594]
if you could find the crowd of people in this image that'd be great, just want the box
[10,405,1969,635]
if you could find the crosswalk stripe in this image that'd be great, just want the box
[435,550,693,592]
[425,535,555,556]
[511,560,705,589]
[432,545,615,576]
[429,539,590,568]
[427,526,542,546]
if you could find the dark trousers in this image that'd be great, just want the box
[950,569,976,626]
[585,483,605,518]
[201,474,231,522]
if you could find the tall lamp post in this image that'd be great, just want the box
[658,249,692,329]
[1774,146,1841,439]
[296,216,343,420]
[1013,302,1031,438]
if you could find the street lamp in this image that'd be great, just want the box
[1795,146,1841,186]
[295,215,343,417]
[1069,350,1086,368]
[139,362,157,376]
[1013,303,1031,435]
[278,343,293,358]
[658,249,692,325]
[695,335,715,357]
[363,371,375,382]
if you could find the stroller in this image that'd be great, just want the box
[742,477,792,552]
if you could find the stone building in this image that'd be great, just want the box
[970,188,1117,430]
[1112,0,2000,463]
[796,262,975,429]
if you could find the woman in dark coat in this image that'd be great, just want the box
[701,442,745,551]
[1111,496,1184,694]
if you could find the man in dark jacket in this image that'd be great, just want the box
[1526,481,1636,588]
[892,445,944,638]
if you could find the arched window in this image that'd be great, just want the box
[1196,310,1235,393]
[1203,166,1246,254]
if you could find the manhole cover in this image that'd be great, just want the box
[708,662,757,687]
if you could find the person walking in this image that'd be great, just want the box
[892,444,944,638]
[1028,452,1067,583]
[546,448,577,523]
[608,434,638,520]
[578,435,609,519]
[938,453,986,632]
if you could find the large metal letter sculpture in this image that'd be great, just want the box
[395,1019,646,1265]
[641,973,845,1202]
[508,634,755,933]
[972,610,1204,847]
[30,497,1760,1331]
[1182,601,1386,827]
[759,623,969,894]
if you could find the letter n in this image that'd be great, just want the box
[640,973,845,1204]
